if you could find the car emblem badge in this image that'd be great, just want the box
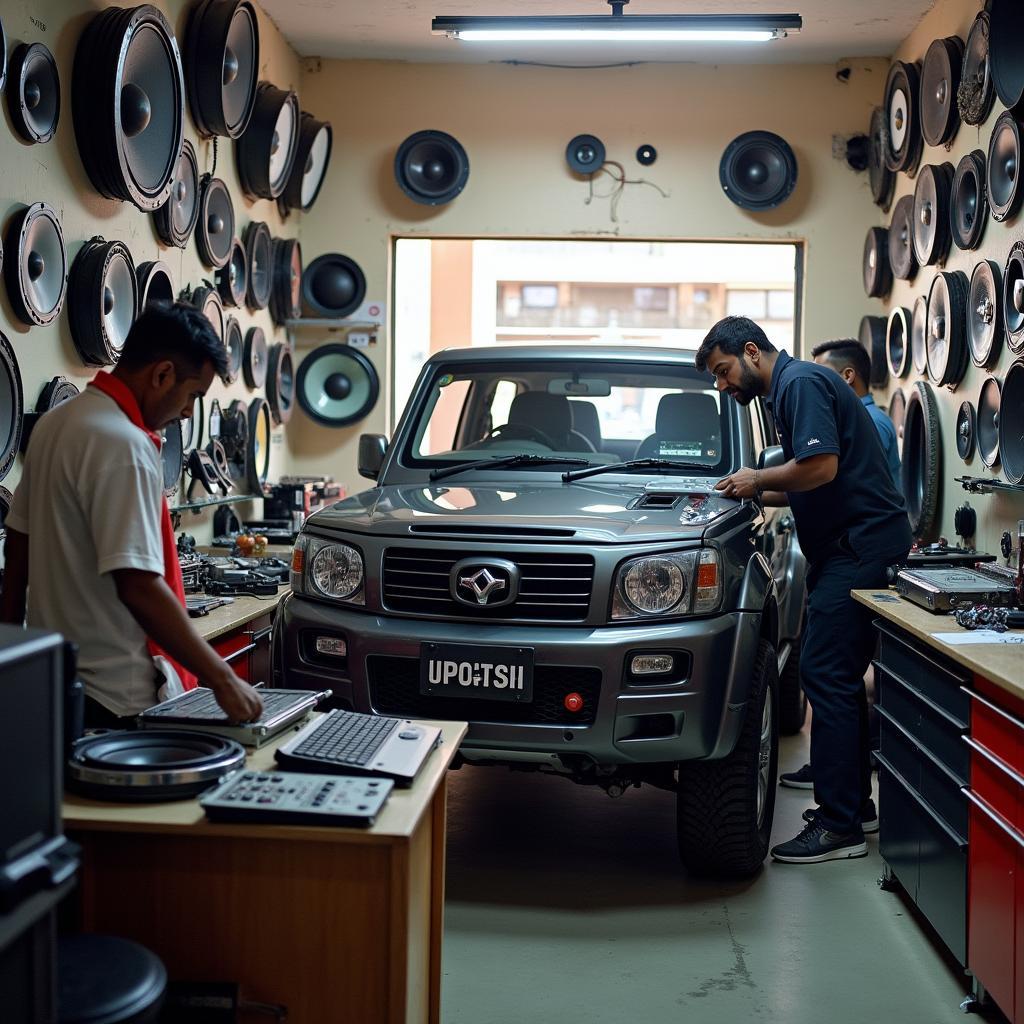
[451,557,519,608]
[460,568,505,604]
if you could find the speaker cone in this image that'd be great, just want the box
[135,260,175,311]
[217,399,248,483]
[959,12,995,127]
[884,61,922,175]
[862,227,891,299]
[20,376,79,455]
[926,270,969,389]
[282,113,332,212]
[302,254,366,319]
[0,333,24,482]
[7,42,60,144]
[188,286,225,348]
[912,163,955,267]
[978,375,1002,468]
[185,0,259,139]
[920,36,963,148]
[999,359,1024,484]
[719,131,797,212]
[868,106,895,211]
[394,129,470,206]
[4,202,67,327]
[858,315,888,387]
[955,400,976,463]
[886,306,912,379]
[224,316,243,385]
[72,5,186,211]
[236,82,300,200]
[69,238,138,366]
[901,381,941,542]
[243,221,272,309]
[161,419,184,497]
[565,134,605,175]
[1002,240,1024,355]
[297,344,380,428]
[911,295,928,374]
[267,343,294,425]
[246,397,271,493]
[950,151,988,253]
[269,237,302,326]
[195,176,235,269]
[967,259,1002,369]
[243,326,267,388]
[153,140,200,249]
[989,0,1024,114]
[888,387,907,446]
[986,112,1022,223]
[887,195,918,281]
[216,237,247,308]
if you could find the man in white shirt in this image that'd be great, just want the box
[1,302,262,726]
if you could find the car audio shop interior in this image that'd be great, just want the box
[8,0,1024,1021]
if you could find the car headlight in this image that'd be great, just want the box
[612,548,721,620]
[302,537,365,604]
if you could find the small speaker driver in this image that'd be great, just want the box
[920,36,963,148]
[224,316,243,385]
[986,111,1023,223]
[967,259,1002,369]
[195,176,235,270]
[4,202,67,327]
[243,220,273,309]
[912,162,955,267]
[926,270,970,388]
[978,375,1002,468]
[394,130,470,206]
[565,134,605,175]
[6,42,60,145]
[236,82,300,200]
[959,12,995,127]
[635,144,657,167]
[950,150,988,252]
[282,112,333,212]
[153,140,200,249]
[719,131,798,212]
[243,325,267,389]
[955,400,976,463]
[297,343,380,428]
[863,227,891,298]
[267,343,294,425]
[190,285,225,345]
[302,254,366,319]
[269,237,302,326]
[884,60,923,175]
[216,236,247,308]
[887,195,917,281]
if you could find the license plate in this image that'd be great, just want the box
[419,642,534,702]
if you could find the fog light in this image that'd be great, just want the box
[630,653,674,676]
[564,692,584,713]
[315,636,347,657]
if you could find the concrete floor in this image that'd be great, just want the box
[440,730,1006,1024]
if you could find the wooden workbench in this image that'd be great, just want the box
[195,588,288,643]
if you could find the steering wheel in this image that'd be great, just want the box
[486,422,559,449]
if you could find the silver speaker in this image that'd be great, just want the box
[224,316,243,384]
[243,326,267,388]
[243,220,272,309]
[4,202,67,327]
[196,176,235,269]
[69,238,138,366]
[216,236,247,308]
[266,343,294,425]
[7,42,60,144]
[282,112,332,212]
[296,343,379,428]
[190,285,225,345]
[153,140,200,249]
[236,82,300,200]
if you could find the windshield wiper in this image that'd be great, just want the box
[429,454,591,482]
[562,458,710,482]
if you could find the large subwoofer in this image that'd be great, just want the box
[950,150,988,252]
[236,82,299,200]
[243,326,267,388]
[135,260,175,311]
[152,140,200,249]
[1002,240,1024,355]
[302,254,366,319]
[858,315,888,387]
[989,0,1024,114]
[3,203,67,327]
[911,295,928,374]
[920,36,963,148]
[886,306,912,379]
[296,344,379,428]
[72,5,185,211]
[243,220,273,310]
[266,343,294,425]
[394,130,470,206]
[926,270,969,388]
[185,0,259,139]
[887,194,917,281]
[967,259,1002,369]
[282,113,332,212]
[195,176,235,269]
[978,375,1002,468]
[912,163,955,267]
[68,238,138,366]
[190,285,224,345]
[999,359,1024,484]
[718,131,797,211]
[862,227,891,298]
[959,11,995,126]
[987,112,1022,223]
[868,106,895,211]
[884,60,923,175]
[901,381,941,542]
[0,333,24,482]
[20,376,78,454]
[6,42,60,144]
[269,237,302,325]
[216,236,247,308]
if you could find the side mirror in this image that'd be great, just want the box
[757,445,785,471]
[358,434,388,480]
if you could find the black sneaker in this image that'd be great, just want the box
[779,762,814,789]
[802,799,878,835]
[770,820,867,863]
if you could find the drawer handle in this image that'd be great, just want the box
[250,626,273,643]
[877,705,967,786]
[961,787,1024,851]
[877,665,968,730]
[223,641,257,664]
[875,752,967,848]
[961,687,1024,734]
[962,735,1024,790]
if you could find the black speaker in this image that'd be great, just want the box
[1003,240,1024,355]
[858,315,888,387]
[886,306,911,379]
[884,60,922,175]
[20,376,78,455]
[266,343,294,425]
[269,237,302,326]
[920,36,963,148]
[862,227,891,298]
[636,144,657,167]
[161,419,184,497]
[185,0,260,139]
[951,150,988,252]
[297,344,379,428]
[72,5,185,211]
[394,130,470,206]
[302,254,366,319]
[868,106,895,212]
[189,285,224,345]
[135,260,174,311]
[912,163,955,267]
[0,333,24,482]
[68,238,138,366]
[978,375,1001,468]
[246,396,271,493]
[989,0,1024,114]
[243,325,267,388]
[959,11,995,127]
[987,112,1022,223]
[998,358,1024,484]
[243,221,273,310]
[6,42,60,144]
[887,194,917,281]
[955,400,976,463]
[888,387,906,445]
[282,113,332,212]
[236,82,300,200]
[153,140,200,249]
[195,176,235,269]
[4,203,67,327]
[216,237,247,308]
[911,294,928,374]
[926,269,969,388]
[224,316,243,385]
[217,399,248,483]
[967,259,1002,369]
[565,134,605,175]
[901,381,941,542]
[719,131,797,212]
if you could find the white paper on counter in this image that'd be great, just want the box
[933,631,1024,646]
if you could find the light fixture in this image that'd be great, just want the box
[433,1,801,44]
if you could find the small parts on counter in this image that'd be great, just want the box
[954,604,1024,631]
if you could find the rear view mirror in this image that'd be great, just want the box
[758,445,785,470]
[548,378,612,398]
[358,434,388,479]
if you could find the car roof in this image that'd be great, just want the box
[425,345,700,368]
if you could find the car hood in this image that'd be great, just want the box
[306,478,743,544]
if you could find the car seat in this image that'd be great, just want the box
[634,393,720,460]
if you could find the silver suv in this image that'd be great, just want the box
[275,346,807,876]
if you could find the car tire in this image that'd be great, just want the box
[676,638,779,878]
[777,640,807,736]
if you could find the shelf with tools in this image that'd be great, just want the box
[170,493,260,515]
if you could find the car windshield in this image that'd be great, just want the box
[404,358,733,475]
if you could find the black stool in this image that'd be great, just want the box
[58,935,166,1024]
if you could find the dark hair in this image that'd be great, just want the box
[811,338,870,385]
[117,301,228,380]
[695,316,777,372]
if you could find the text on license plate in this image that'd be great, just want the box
[419,643,534,701]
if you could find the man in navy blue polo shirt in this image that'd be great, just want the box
[696,316,912,864]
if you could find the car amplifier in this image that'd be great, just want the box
[895,566,1017,613]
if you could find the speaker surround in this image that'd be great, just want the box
[901,381,941,542]
[565,134,605,175]
[858,315,888,387]
[959,12,995,126]
[224,316,243,385]
[955,400,976,463]
[998,359,1024,484]
[1002,240,1024,355]
[884,61,923,175]
[282,113,332,212]
[887,194,918,281]
[967,259,1002,369]
[69,238,138,366]
[950,150,988,252]
[7,42,60,144]
[266,343,294,425]
[269,237,302,325]
[868,106,895,211]
[216,236,247,308]
[978,375,1002,468]
[926,270,970,389]
[886,306,912,379]
[4,202,67,327]
[243,221,273,310]
[237,82,300,200]
[0,333,24,482]
[135,260,175,311]
[297,344,380,428]
[20,376,79,454]
[302,254,367,319]
[989,0,1024,114]
[986,112,1022,223]
[394,130,470,206]
[243,325,267,388]
[912,163,955,267]
[719,131,797,211]
[153,140,200,249]
[190,285,224,345]
[195,176,235,269]
[911,295,928,374]
[920,36,963,148]
[862,227,891,298]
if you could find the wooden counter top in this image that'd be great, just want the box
[196,587,288,641]
[853,589,1024,701]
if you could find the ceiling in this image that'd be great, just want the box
[261,0,936,65]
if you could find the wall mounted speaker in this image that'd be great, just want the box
[190,285,224,345]
[998,358,1024,484]
[216,236,247,308]
[886,306,912,379]
[3,202,67,327]
[565,134,605,174]
[224,316,243,384]
[989,0,1024,114]
[884,61,922,175]
[911,294,928,374]
[967,259,1002,369]
[246,396,271,493]
[858,315,888,387]
[217,399,248,483]
[236,82,299,200]
[719,131,797,211]
[135,260,174,311]
[161,419,184,497]
[185,0,259,139]
[1002,240,1024,355]
[959,12,995,126]
[297,344,379,428]
[269,237,302,325]
[925,270,969,389]
[266,343,294,425]
[20,376,79,455]
[955,400,976,463]
[6,42,60,144]
[69,238,138,366]
[888,387,906,446]
[636,144,657,167]
[978,375,1001,468]
[887,195,917,281]
[195,176,235,269]
[0,333,24,482]
[951,150,988,252]
[282,112,332,212]
[153,140,200,249]
[901,381,941,542]
[183,394,204,455]
[302,254,366,319]
[394,129,470,206]
[243,220,272,309]
[920,36,963,148]
[868,106,895,212]
[0,18,6,93]
[912,163,955,267]
[243,325,267,388]
[987,112,1022,223]
[72,5,185,211]
[862,227,891,298]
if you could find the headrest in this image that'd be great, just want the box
[569,400,601,443]
[655,393,720,438]
[508,391,572,438]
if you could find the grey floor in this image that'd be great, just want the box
[440,728,1004,1024]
